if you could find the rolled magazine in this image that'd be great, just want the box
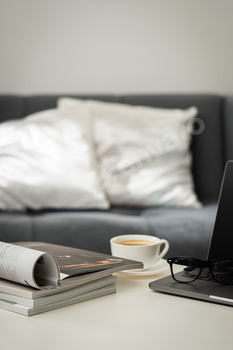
[0,241,60,289]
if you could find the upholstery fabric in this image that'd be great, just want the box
[0,107,109,210]
[0,212,32,242]
[121,95,224,202]
[29,210,151,254]
[58,97,201,208]
[0,94,226,259]
[0,93,222,202]
[141,203,217,259]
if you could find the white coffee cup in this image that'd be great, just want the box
[110,234,169,270]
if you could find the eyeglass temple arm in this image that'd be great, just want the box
[167,258,211,268]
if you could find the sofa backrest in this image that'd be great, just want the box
[0,94,226,203]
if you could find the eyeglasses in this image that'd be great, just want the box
[167,257,233,285]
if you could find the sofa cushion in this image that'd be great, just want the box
[140,203,217,259]
[0,212,32,242]
[58,98,201,208]
[55,94,224,202]
[0,107,109,210]
[121,95,224,202]
[29,210,151,254]
[27,204,217,258]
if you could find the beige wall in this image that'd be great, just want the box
[1,0,233,95]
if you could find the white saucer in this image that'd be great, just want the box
[118,259,169,277]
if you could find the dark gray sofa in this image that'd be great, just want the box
[0,94,231,259]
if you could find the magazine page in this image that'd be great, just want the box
[15,241,143,278]
[0,242,60,289]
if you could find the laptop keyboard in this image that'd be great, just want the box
[198,268,215,282]
[181,267,215,282]
[182,267,232,284]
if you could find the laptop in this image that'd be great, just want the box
[149,160,233,306]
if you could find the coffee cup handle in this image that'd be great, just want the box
[155,239,169,262]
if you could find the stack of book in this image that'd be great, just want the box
[0,241,143,316]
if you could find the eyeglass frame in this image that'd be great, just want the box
[167,257,233,285]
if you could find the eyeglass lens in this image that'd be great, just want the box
[171,258,202,283]
[211,260,233,285]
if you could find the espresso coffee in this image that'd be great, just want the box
[118,239,154,246]
[111,234,169,269]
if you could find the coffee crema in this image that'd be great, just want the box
[117,239,155,246]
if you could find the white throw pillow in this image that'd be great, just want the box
[0,107,109,210]
[58,98,201,208]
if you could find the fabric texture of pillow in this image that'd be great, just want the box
[0,107,109,210]
[58,98,202,208]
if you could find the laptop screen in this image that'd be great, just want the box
[207,161,233,260]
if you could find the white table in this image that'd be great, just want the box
[1,267,233,350]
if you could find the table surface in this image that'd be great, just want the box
[1,264,233,350]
